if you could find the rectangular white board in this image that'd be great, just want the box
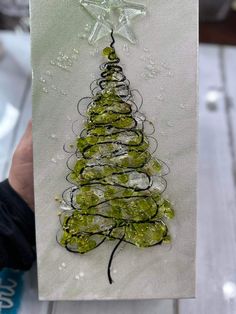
[31,0,197,300]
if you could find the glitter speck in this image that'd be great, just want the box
[141,73,148,80]
[58,266,62,271]
[113,269,117,274]
[60,90,68,96]
[161,61,170,69]
[145,64,154,71]
[75,275,80,280]
[42,87,48,94]
[50,133,57,139]
[61,262,66,268]
[79,272,84,277]
[156,94,164,101]
[57,153,65,160]
[45,70,52,77]
[71,54,78,60]
[39,77,46,83]
[167,121,174,127]
[51,158,57,163]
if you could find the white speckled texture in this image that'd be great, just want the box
[31,0,197,300]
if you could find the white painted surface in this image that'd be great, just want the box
[31,0,197,300]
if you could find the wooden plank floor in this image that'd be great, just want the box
[1,31,236,313]
[179,45,236,314]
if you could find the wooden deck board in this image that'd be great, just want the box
[222,46,236,184]
[52,299,176,314]
[179,45,236,314]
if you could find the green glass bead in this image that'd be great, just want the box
[102,47,114,57]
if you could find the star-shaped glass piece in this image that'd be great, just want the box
[80,0,146,44]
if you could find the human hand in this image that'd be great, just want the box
[9,121,34,210]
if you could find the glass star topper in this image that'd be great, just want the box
[80,0,146,44]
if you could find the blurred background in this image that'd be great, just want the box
[0,0,236,313]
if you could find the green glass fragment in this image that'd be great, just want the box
[125,222,167,247]
[158,200,175,219]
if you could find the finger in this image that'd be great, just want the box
[18,120,32,147]
[14,121,33,162]
[23,120,32,140]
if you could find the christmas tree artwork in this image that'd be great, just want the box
[57,32,174,284]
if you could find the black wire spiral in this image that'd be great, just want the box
[57,31,173,284]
